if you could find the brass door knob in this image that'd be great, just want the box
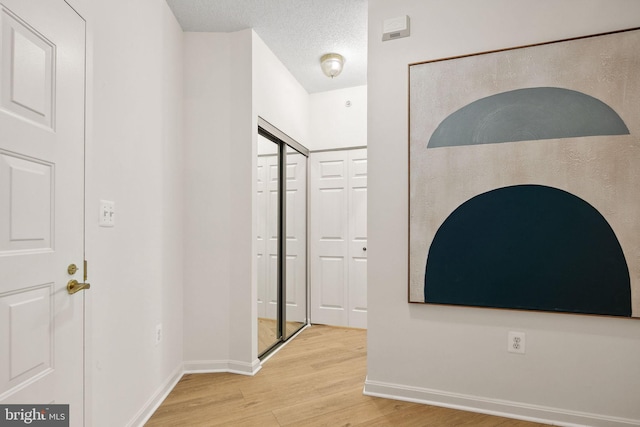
[67,279,91,295]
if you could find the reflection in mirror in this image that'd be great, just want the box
[257,134,280,355]
[284,145,307,339]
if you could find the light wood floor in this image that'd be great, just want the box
[146,325,549,426]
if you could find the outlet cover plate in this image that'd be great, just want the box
[508,331,526,354]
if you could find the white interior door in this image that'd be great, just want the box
[310,149,367,328]
[0,0,86,424]
[310,151,349,326]
[347,149,367,328]
[284,149,307,325]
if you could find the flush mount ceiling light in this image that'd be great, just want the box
[320,53,345,78]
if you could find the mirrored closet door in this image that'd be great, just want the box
[257,119,309,357]
[284,145,307,340]
[257,134,280,354]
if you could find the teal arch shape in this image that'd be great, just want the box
[424,185,632,317]
[427,87,629,148]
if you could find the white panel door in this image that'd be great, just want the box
[310,151,349,326]
[284,149,307,326]
[348,149,367,328]
[0,0,85,424]
[310,149,367,328]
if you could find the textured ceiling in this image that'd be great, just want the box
[165,0,368,93]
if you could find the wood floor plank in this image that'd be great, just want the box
[146,325,550,426]
[280,399,387,427]
[271,388,367,425]
[221,411,281,427]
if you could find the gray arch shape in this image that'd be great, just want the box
[427,87,629,148]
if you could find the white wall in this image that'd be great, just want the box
[185,27,361,373]
[309,85,367,150]
[229,29,257,370]
[182,30,258,374]
[252,33,368,152]
[68,0,185,425]
[183,32,232,366]
[252,32,310,147]
[366,1,640,426]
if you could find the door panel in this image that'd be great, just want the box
[310,149,367,328]
[0,285,52,392]
[0,0,85,423]
[318,189,346,238]
[0,153,52,252]
[348,150,367,328]
[310,152,349,326]
[0,7,54,129]
[318,256,346,308]
[349,258,367,320]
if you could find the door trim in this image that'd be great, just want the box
[62,1,88,423]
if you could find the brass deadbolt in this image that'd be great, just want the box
[67,264,78,275]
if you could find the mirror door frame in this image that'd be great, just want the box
[257,117,310,358]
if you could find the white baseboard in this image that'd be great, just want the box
[363,378,640,427]
[183,358,262,376]
[126,359,261,427]
[128,364,184,427]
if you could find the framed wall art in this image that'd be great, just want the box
[408,27,640,318]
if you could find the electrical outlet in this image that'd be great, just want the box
[508,331,525,354]
[155,323,163,345]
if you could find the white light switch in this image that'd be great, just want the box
[99,200,115,227]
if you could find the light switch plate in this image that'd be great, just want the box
[99,200,115,227]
